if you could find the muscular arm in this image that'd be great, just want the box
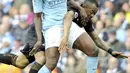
[88,30,129,58]
[32,0,43,41]
[29,13,43,56]
[63,11,75,37]
[29,0,44,56]
[34,13,42,41]
[84,19,128,58]
[58,11,75,52]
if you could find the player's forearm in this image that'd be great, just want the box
[64,11,74,37]
[88,30,125,58]
[34,13,42,41]
[88,30,110,52]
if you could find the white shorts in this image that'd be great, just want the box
[43,22,85,50]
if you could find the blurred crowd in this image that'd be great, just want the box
[0,0,130,73]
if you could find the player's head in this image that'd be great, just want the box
[81,0,98,18]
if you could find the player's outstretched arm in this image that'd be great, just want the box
[88,30,128,58]
[58,11,75,54]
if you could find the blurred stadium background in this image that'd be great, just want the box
[0,0,130,73]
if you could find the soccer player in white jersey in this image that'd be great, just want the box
[31,0,129,73]
[31,0,100,73]
[0,0,128,73]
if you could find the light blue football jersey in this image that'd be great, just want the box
[32,0,67,30]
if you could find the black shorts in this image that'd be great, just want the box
[25,24,44,48]
[21,24,45,52]
[20,24,45,63]
[20,43,45,63]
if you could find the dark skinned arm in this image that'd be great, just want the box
[58,11,75,54]
[88,30,128,58]
[29,13,43,56]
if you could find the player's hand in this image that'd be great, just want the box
[58,36,69,55]
[29,41,42,56]
[127,56,130,63]
[79,8,88,26]
[111,51,128,58]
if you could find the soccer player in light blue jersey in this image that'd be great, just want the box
[31,0,68,73]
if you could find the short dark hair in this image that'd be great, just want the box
[87,0,99,7]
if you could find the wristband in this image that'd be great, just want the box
[108,48,119,57]
[107,48,113,55]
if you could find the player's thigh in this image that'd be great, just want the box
[45,47,60,70]
[15,52,30,68]
[44,47,60,70]
[68,22,97,56]
[73,32,98,56]
[43,25,62,68]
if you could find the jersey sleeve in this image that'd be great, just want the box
[32,0,43,13]
[67,6,80,19]
[84,20,95,32]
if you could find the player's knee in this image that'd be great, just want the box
[92,46,99,56]
[45,59,57,71]
[46,55,58,71]
[83,42,99,56]
[35,56,46,65]
[45,48,59,71]
[88,46,99,57]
